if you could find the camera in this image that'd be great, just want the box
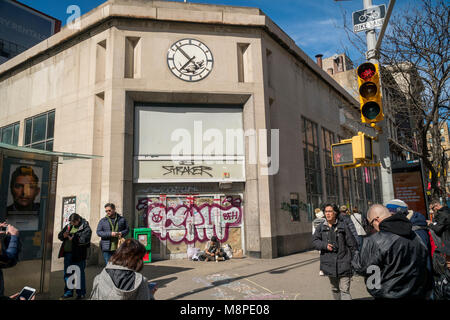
[329,241,339,253]
[0,226,7,232]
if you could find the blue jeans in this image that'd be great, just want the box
[63,253,86,297]
[102,251,115,265]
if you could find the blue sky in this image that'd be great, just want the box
[18,0,413,64]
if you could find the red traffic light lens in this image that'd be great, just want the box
[358,63,376,80]
[360,82,378,99]
[361,102,381,120]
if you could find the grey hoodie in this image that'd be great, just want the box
[90,263,151,300]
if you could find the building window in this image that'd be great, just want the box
[353,167,366,214]
[322,128,339,204]
[340,167,352,208]
[24,110,55,151]
[373,160,382,205]
[0,122,20,146]
[302,117,322,221]
[364,167,373,206]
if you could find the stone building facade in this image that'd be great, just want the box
[0,0,380,270]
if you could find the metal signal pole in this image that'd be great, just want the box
[363,0,395,204]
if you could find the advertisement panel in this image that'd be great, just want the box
[392,160,427,216]
[0,157,50,260]
[0,0,60,56]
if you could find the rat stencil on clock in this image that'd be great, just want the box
[167,39,214,82]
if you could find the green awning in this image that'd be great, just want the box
[0,142,102,161]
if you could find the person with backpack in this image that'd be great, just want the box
[90,239,156,300]
[338,205,360,248]
[349,207,367,249]
[312,208,325,235]
[58,213,92,300]
[385,199,433,297]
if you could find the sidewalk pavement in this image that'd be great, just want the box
[41,250,373,300]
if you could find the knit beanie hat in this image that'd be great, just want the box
[385,199,408,214]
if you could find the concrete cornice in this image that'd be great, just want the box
[0,0,358,109]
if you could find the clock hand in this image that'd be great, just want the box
[180,56,196,72]
[177,46,192,60]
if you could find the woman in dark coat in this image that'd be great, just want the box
[312,203,358,300]
[58,213,92,300]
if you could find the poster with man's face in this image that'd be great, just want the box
[6,164,43,231]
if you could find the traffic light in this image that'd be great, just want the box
[357,62,383,124]
[352,132,373,161]
[332,140,355,166]
[331,132,374,167]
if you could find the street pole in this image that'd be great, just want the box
[363,0,395,204]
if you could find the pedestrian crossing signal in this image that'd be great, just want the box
[331,132,374,167]
[332,141,355,166]
[357,62,384,124]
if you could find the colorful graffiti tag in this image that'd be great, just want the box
[135,195,242,244]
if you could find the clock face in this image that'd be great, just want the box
[167,39,214,82]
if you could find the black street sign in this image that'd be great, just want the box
[353,4,386,33]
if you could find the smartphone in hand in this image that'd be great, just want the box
[16,286,36,300]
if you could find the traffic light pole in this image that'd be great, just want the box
[363,0,395,204]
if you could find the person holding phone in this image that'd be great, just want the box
[1,288,36,301]
[0,222,20,297]
[58,213,92,300]
[97,203,129,265]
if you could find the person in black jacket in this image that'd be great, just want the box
[352,204,432,299]
[58,213,92,300]
[428,199,450,243]
[312,203,358,300]
[97,203,130,265]
[431,240,450,300]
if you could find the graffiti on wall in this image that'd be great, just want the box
[136,195,242,244]
[162,165,213,177]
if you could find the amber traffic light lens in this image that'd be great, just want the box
[357,63,376,80]
[360,82,378,99]
[361,102,381,120]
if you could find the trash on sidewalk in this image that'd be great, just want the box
[232,249,244,259]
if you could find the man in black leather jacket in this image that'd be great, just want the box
[352,204,432,299]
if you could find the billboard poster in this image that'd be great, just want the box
[0,0,60,55]
[0,157,50,260]
[61,196,76,229]
[6,164,43,231]
[392,170,427,216]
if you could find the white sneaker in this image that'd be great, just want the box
[319,270,325,276]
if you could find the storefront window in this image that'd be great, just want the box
[353,167,366,213]
[302,117,322,221]
[340,167,352,208]
[24,111,55,151]
[373,156,382,204]
[322,128,339,205]
[0,122,20,146]
[364,167,373,206]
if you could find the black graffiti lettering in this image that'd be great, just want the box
[162,165,213,177]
